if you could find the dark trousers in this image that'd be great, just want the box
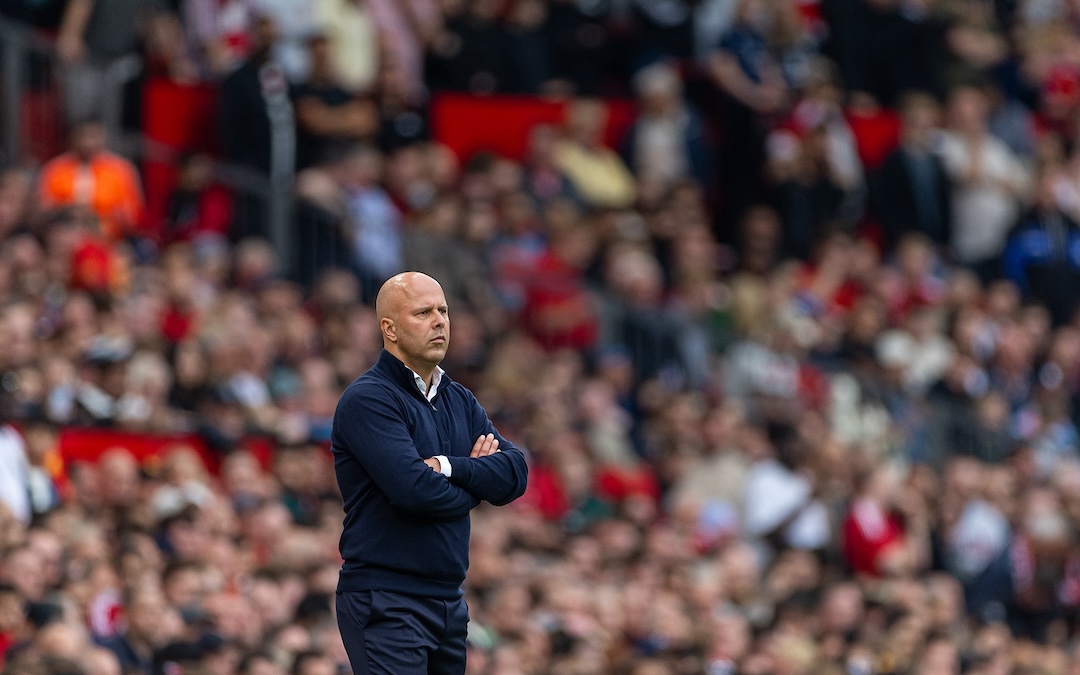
[337,590,468,675]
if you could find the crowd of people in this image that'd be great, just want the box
[4,0,1080,673]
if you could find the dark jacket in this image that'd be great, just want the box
[871,146,953,252]
[332,350,528,599]
[1002,209,1080,326]
[218,57,290,174]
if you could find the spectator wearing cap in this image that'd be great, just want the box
[19,417,63,518]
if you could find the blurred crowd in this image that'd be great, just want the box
[6,0,1080,673]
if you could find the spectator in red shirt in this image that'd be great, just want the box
[162,153,233,245]
[843,463,930,577]
[521,215,599,352]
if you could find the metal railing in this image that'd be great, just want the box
[0,18,294,271]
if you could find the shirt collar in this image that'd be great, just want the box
[412,366,444,402]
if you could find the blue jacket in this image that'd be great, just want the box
[1002,210,1080,326]
[332,349,528,599]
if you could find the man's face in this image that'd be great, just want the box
[387,279,450,369]
[252,16,279,56]
[72,123,106,161]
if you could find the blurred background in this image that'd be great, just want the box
[0,0,1079,673]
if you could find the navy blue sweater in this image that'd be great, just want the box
[332,350,529,599]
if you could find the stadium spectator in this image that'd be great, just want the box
[1002,167,1080,326]
[708,0,791,219]
[218,15,291,176]
[622,61,712,194]
[337,144,403,293]
[939,84,1031,281]
[290,34,378,170]
[55,0,162,125]
[162,153,233,245]
[38,120,144,243]
[871,91,954,253]
[553,99,637,210]
[372,53,431,154]
[520,211,599,352]
[503,0,554,95]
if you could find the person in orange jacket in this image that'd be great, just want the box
[38,119,145,242]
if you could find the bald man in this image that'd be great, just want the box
[332,272,528,675]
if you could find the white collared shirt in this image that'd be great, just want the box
[412,365,444,402]
[409,366,451,477]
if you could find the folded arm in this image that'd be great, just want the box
[444,394,529,506]
[337,386,479,520]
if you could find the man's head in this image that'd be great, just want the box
[250,15,280,61]
[633,61,682,115]
[375,273,449,376]
[948,84,989,135]
[70,120,107,162]
[899,91,940,149]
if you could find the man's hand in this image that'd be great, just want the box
[471,433,500,458]
[421,434,499,472]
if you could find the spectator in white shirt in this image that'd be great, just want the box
[938,84,1031,281]
[0,423,30,524]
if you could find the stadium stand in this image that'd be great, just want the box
[1,0,1080,673]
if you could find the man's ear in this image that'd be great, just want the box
[381,318,397,343]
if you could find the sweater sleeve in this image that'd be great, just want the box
[337,385,479,520]
[445,393,529,506]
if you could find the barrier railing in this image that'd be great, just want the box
[0,18,293,269]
